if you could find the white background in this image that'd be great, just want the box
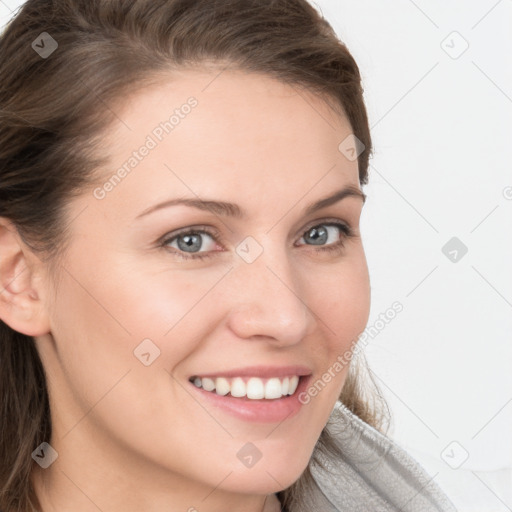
[1,1,511,510]
[312,1,512,511]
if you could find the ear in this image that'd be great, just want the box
[0,218,51,337]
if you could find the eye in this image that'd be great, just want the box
[159,225,220,261]
[159,220,356,261]
[295,220,356,255]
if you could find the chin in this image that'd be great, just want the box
[221,452,310,494]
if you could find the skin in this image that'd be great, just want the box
[0,67,370,512]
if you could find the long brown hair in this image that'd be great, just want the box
[0,1,389,510]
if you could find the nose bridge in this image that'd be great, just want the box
[225,238,313,344]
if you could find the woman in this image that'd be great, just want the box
[0,1,457,511]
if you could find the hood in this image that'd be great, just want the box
[290,400,458,512]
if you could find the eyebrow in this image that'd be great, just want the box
[135,185,366,220]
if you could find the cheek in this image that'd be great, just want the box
[115,264,233,369]
[46,258,217,457]
[47,264,137,418]
[299,253,370,411]
[55,254,225,347]
[314,253,370,355]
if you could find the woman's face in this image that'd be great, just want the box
[33,68,370,508]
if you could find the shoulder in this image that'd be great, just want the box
[304,401,457,512]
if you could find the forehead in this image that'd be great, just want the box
[103,67,352,156]
[113,66,348,132]
[87,67,360,221]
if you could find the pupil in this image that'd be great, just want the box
[178,234,201,252]
[307,226,327,245]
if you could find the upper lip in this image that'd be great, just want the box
[189,365,313,379]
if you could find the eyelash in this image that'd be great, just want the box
[158,219,356,261]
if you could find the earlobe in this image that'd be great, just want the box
[0,218,51,337]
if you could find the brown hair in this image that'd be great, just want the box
[0,1,389,510]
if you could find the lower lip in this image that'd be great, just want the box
[188,375,312,423]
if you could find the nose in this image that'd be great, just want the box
[224,247,315,346]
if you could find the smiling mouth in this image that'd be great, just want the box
[188,374,304,400]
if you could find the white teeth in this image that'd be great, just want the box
[246,377,265,399]
[215,377,230,396]
[191,375,303,400]
[288,375,299,395]
[264,377,283,399]
[230,377,246,397]
[282,376,289,395]
[201,377,215,392]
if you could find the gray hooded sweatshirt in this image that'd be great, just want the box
[289,400,458,511]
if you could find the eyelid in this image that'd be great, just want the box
[298,216,352,236]
[158,224,224,249]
